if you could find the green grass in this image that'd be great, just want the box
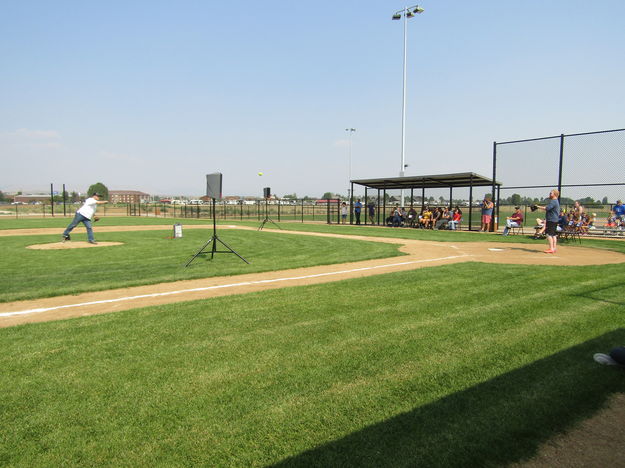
[0,229,402,303]
[1,262,624,467]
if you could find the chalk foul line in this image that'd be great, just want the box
[0,254,470,318]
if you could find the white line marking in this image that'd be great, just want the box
[0,254,469,318]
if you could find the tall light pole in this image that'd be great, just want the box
[345,128,356,199]
[392,5,424,206]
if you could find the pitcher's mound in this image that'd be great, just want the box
[27,241,124,250]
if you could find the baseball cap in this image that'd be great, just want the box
[92,192,102,197]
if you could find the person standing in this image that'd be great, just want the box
[614,200,625,220]
[535,189,560,254]
[354,199,363,225]
[62,192,108,244]
[368,201,376,224]
[480,196,494,232]
[340,202,348,224]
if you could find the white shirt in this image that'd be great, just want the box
[77,197,98,219]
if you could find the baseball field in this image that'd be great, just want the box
[1,217,624,467]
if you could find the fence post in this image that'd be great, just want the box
[50,183,55,217]
[491,141,497,232]
[558,133,565,198]
[383,188,387,225]
[337,200,341,224]
[468,174,474,231]
[326,199,331,224]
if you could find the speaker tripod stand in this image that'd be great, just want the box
[185,198,249,267]
[258,198,282,231]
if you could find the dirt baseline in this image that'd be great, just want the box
[2,225,624,328]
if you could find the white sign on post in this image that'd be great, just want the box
[173,223,183,238]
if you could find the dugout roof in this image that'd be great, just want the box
[351,172,499,190]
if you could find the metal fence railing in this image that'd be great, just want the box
[493,127,625,225]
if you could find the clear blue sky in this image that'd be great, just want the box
[1,0,624,198]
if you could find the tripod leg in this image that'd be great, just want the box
[211,234,218,259]
[268,217,282,230]
[185,237,215,267]
[215,236,250,264]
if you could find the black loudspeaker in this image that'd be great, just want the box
[206,173,223,199]
[263,187,271,198]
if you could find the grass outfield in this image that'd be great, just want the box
[1,262,624,467]
[0,229,402,303]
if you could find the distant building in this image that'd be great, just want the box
[13,194,50,203]
[109,190,150,204]
[315,199,340,205]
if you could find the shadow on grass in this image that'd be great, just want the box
[270,330,625,468]
[572,284,625,306]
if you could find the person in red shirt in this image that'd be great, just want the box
[502,206,524,236]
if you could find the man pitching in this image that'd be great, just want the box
[62,192,108,244]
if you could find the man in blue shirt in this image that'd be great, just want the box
[535,189,560,254]
[354,199,363,225]
[613,200,625,219]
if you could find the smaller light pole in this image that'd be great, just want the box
[345,128,356,199]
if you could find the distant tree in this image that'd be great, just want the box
[322,192,334,199]
[87,182,109,199]
[602,196,609,204]
[283,193,297,199]
[509,193,522,206]
[70,191,80,202]
[0,191,7,202]
[579,196,596,205]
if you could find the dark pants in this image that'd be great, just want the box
[355,211,361,225]
[610,346,625,365]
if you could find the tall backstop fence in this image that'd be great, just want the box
[493,128,625,213]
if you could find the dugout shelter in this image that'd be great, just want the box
[350,172,501,230]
